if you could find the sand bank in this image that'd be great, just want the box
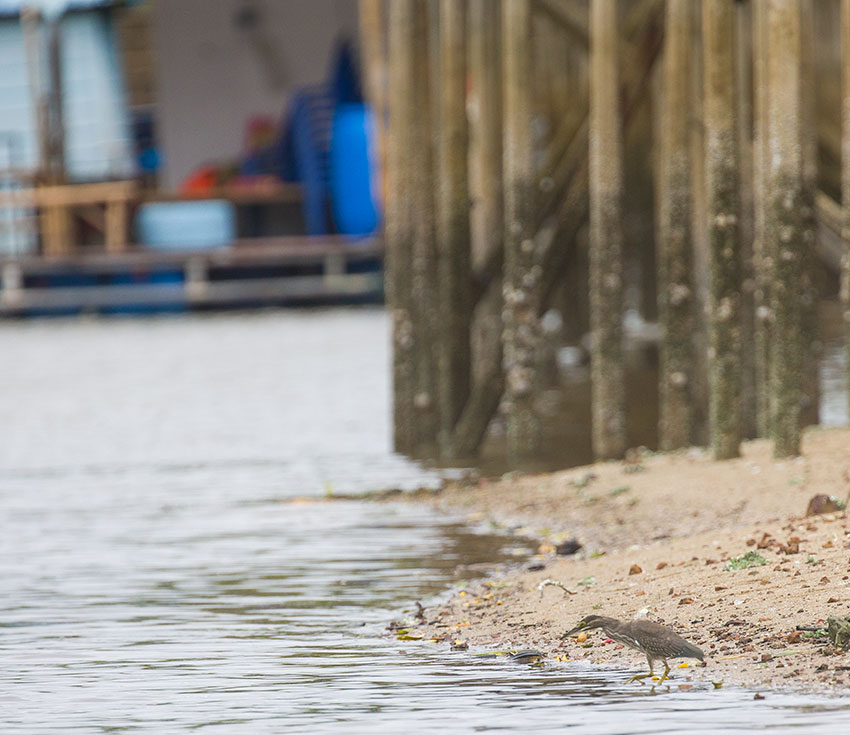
[406,427,850,694]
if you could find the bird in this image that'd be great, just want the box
[562,614,704,683]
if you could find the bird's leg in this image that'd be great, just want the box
[658,660,671,682]
[627,656,654,684]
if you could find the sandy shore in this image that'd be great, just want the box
[401,427,850,694]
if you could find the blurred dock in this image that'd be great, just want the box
[0,1,382,315]
[0,236,382,315]
[0,178,382,315]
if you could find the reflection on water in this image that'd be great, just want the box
[821,339,849,427]
[1,310,848,733]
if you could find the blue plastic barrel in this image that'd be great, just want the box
[329,104,380,237]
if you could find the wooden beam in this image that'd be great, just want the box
[1,237,383,272]
[535,0,589,49]
[0,273,383,314]
[0,181,137,209]
[456,0,505,457]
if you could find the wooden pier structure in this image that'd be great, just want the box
[0,238,382,314]
[363,0,850,465]
[0,181,382,314]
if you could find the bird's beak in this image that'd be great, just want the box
[561,624,584,639]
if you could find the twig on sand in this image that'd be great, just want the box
[537,578,577,598]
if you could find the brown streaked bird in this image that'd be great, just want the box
[562,614,704,683]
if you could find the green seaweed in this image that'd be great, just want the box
[724,551,767,570]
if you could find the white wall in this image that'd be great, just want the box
[151,0,358,190]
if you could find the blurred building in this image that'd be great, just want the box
[151,0,358,191]
[0,0,381,311]
[0,0,134,182]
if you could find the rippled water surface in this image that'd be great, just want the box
[2,309,848,734]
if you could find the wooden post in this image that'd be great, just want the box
[1,263,23,309]
[454,0,504,457]
[20,7,48,179]
[690,8,710,447]
[839,0,850,422]
[468,0,503,274]
[588,0,626,460]
[436,0,472,458]
[502,0,541,461]
[385,1,418,454]
[752,0,772,436]
[40,202,72,256]
[703,0,742,460]
[46,18,66,183]
[766,0,804,458]
[358,0,386,198]
[105,200,128,253]
[799,0,820,428]
[657,0,696,450]
[409,0,440,455]
[736,0,758,439]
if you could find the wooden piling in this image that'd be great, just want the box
[436,0,472,458]
[502,0,541,461]
[454,0,504,458]
[657,0,696,451]
[799,0,820,429]
[409,0,441,456]
[843,0,850,422]
[765,0,804,458]
[386,0,439,456]
[358,0,386,196]
[736,0,758,439]
[752,0,772,437]
[588,0,626,460]
[689,8,710,448]
[385,1,419,454]
[703,0,742,460]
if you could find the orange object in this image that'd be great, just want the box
[181,166,219,196]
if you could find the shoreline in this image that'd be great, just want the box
[397,427,850,695]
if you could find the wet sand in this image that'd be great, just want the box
[404,427,850,694]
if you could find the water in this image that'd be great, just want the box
[821,339,849,427]
[2,309,848,734]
